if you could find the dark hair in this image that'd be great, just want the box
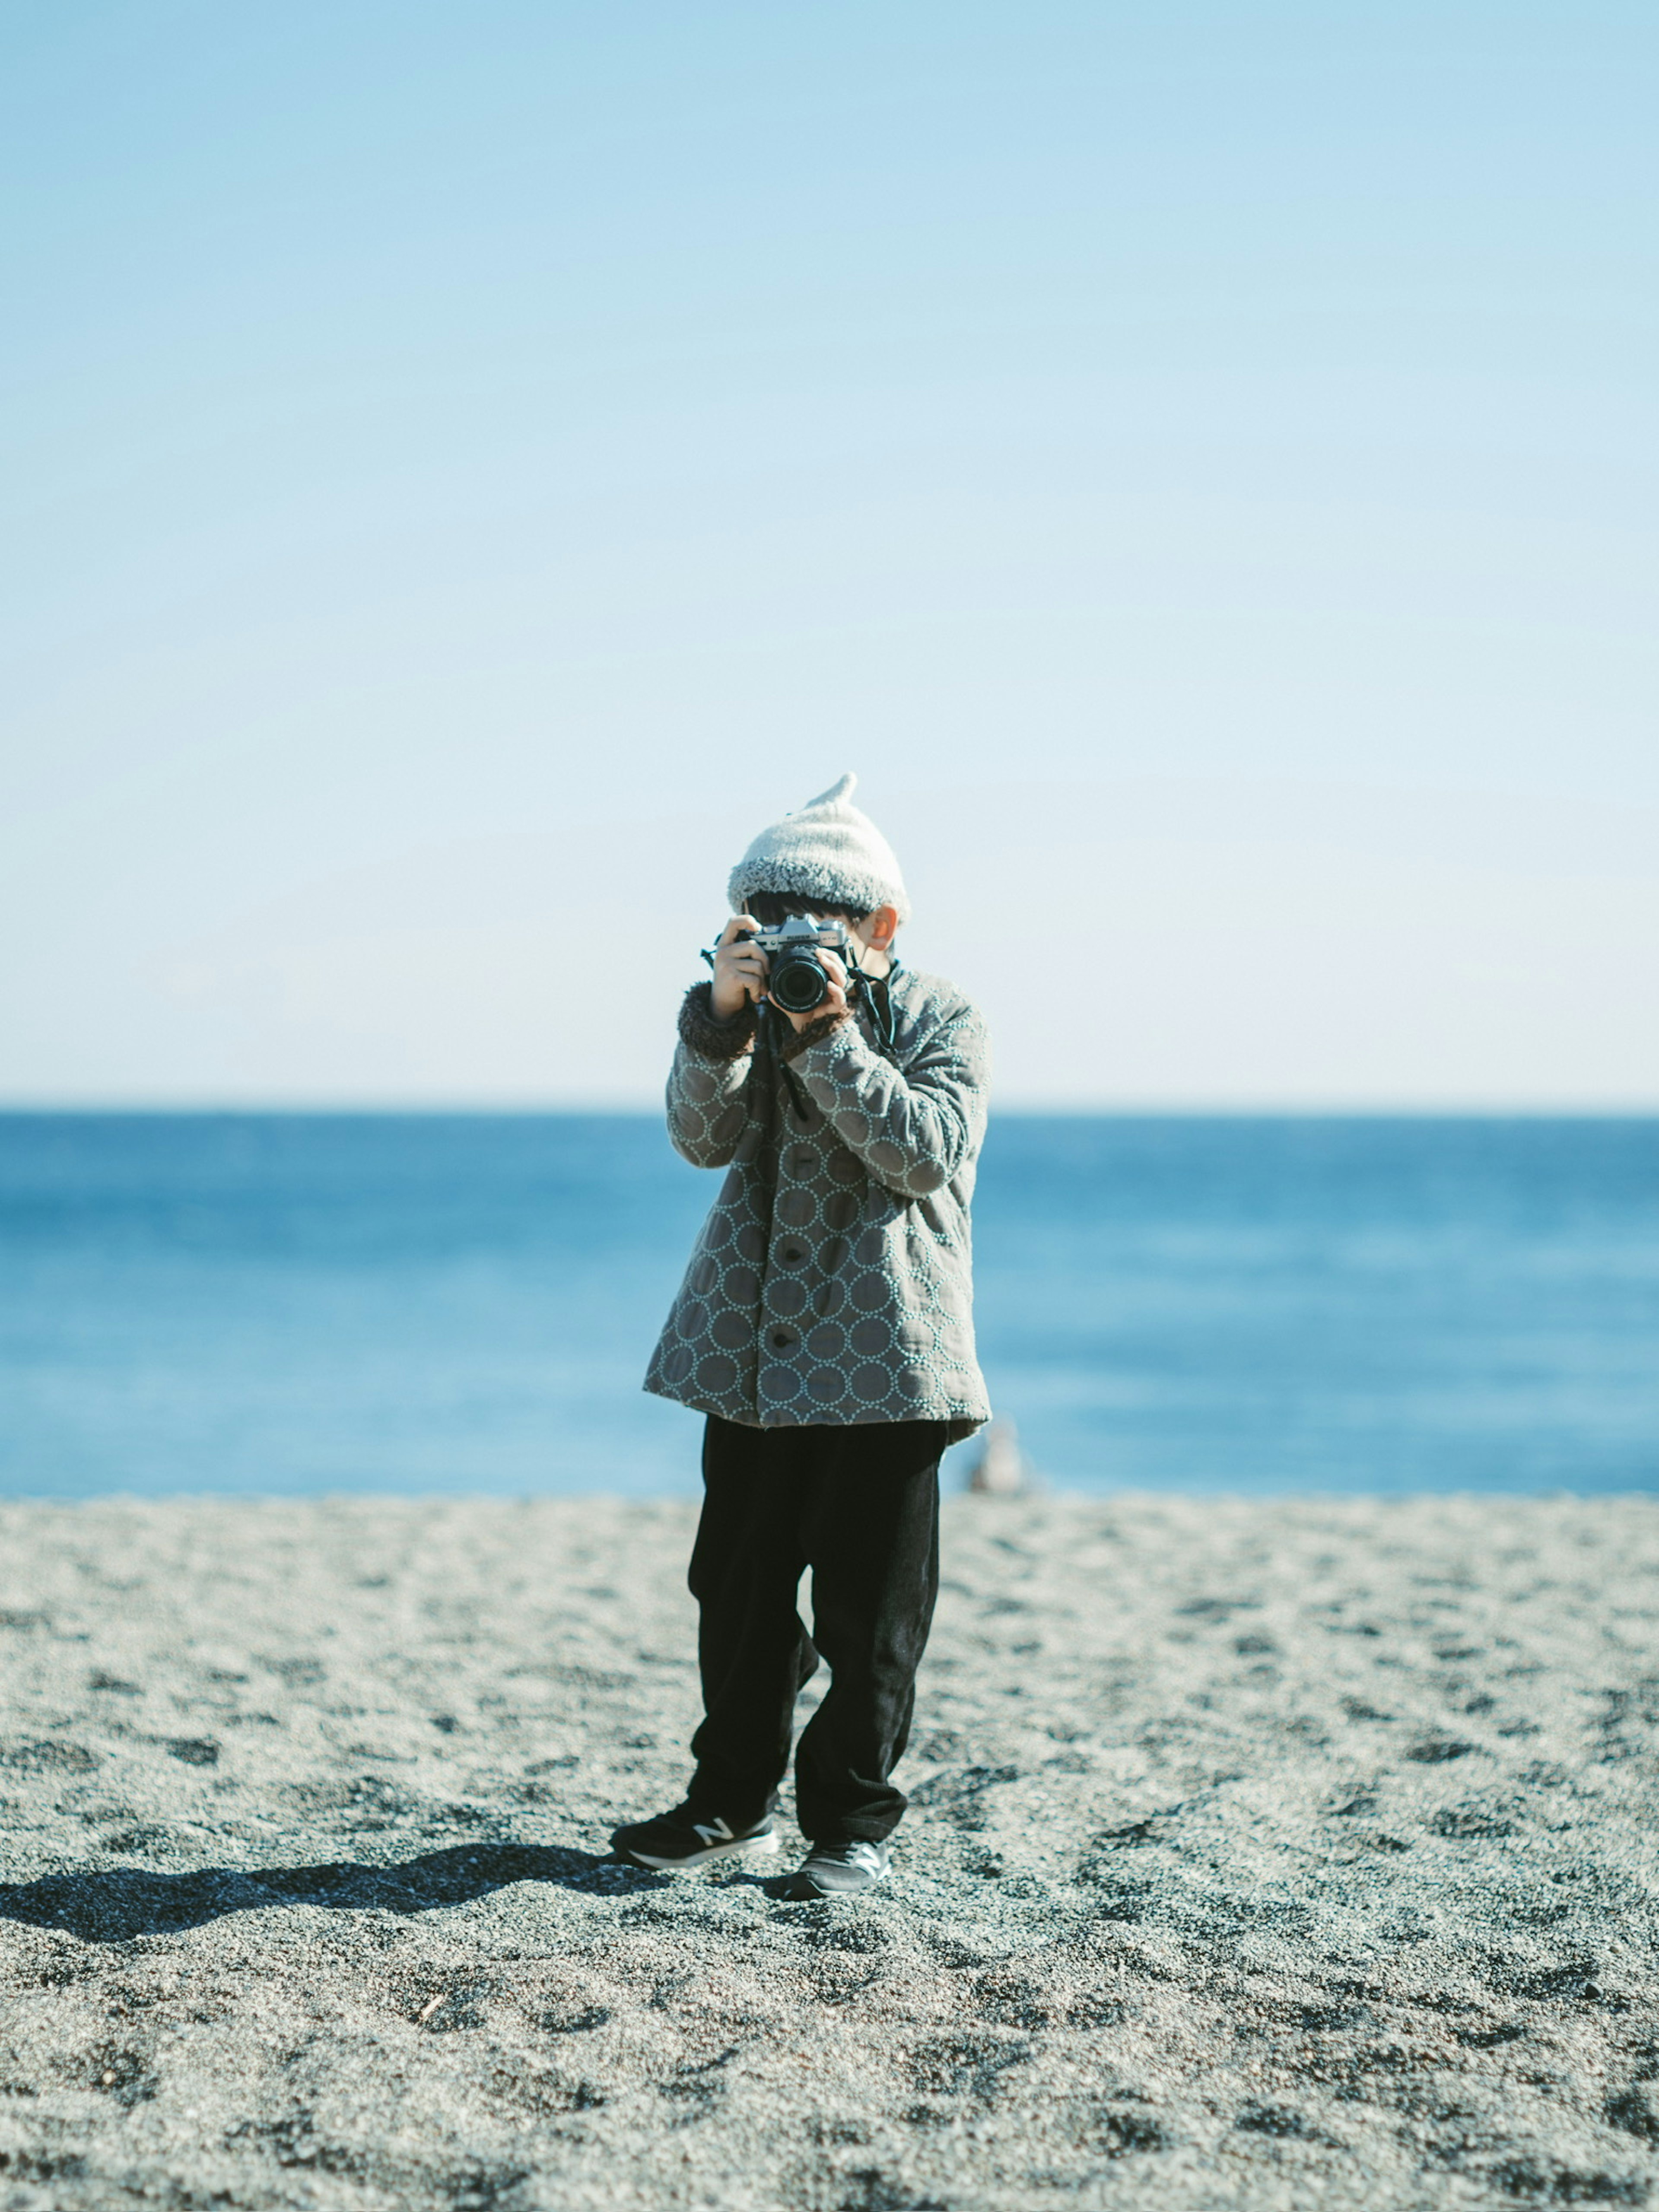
[743,890,872,928]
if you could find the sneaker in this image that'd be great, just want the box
[610,1804,779,1871]
[779,1838,891,1899]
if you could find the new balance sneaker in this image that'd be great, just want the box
[779,1838,891,1899]
[610,1804,779,1871]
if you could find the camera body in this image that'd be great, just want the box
[740,914,856,1015]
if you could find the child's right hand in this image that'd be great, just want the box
[710,915,769,1021]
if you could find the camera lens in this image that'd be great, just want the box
[769,950,829,1013]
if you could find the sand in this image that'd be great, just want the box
[0,1489,1656,2212]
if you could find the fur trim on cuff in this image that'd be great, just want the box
[678,982,757,1062]
[779,1008,852,1062]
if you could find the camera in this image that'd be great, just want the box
[740,915,856,1015]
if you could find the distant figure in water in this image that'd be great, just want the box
[966,1418,1033,1495]
[613,773,993,1900]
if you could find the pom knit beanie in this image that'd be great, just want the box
[727,772,911,923]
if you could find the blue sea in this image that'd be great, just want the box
[1,1114,1655,1500]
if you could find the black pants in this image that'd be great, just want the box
[687,1415,945,1844]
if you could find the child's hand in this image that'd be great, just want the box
[710,915,769,1021]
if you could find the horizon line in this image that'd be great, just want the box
[2,1100,1656,1121]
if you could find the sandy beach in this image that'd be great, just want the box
[0,1489,1655,2211]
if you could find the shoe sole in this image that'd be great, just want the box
[784,1862,890,1899]
[616,1830,780,1872]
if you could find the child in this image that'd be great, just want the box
[613,774,991,1897]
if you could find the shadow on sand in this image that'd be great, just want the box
[0,1841,662,1944]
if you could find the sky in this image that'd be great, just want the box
[3,1,1655,1107]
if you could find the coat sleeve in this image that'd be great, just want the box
[665,984,755,1169]
[790,995,991,1198]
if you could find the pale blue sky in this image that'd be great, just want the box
[3,2,1655,1104]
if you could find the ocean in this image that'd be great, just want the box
[1,1113,1655,1500]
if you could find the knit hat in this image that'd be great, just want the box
[727,772,911,923]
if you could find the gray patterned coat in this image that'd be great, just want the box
[643,967,992,1437]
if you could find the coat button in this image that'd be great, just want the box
[779,1244,805,1265]
[769,1328,794,1351]
[787,1147,814,1175]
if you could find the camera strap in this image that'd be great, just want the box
[741,1001,809,1151]
[862,959,900,1060]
